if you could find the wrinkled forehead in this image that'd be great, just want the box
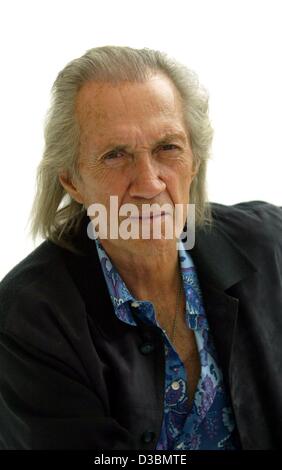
[75,75,185,129]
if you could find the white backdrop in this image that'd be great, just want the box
[0,0,281,280]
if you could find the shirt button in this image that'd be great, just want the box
[141,431,156,444]
[171,381,180,390]
[139,342,155,355]
[131,301,140,308]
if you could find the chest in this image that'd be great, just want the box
[155,299,201,408]
[173,323,201,408]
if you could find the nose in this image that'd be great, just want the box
[129,153,166,200]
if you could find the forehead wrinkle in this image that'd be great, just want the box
[77,76,183,124]
[79,105,185,150]
[75,76,188,158]
[92,126,189,156]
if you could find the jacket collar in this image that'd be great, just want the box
[189,219,258,292]
[77,211,258,292]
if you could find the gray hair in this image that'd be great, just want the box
[29,45,213,252]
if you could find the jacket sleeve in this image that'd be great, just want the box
[0,331,135,450]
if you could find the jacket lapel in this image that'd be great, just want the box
[189,220,257,382]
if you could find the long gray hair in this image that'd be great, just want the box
[29,45,213,252]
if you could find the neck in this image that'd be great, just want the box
[99,238,180,301]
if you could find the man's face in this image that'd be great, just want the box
[62,74,198,251]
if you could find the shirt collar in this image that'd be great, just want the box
[94,238,209,330]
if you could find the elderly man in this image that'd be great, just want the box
[0,46,281,451]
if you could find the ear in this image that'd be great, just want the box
[58,171,85,204]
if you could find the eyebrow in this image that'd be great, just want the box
[99,132,187,156]
[154,132,187,146]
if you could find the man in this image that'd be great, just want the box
[0,46,281,450]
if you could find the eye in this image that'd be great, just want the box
[104,151,124,160]
[104,150,124,162]
[157,144,179,152]
[159,144,179,151]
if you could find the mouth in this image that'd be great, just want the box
[129,211,168,220]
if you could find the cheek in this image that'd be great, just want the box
[168,169,194,203]
[81,170,129,206]
[167,160,193,183]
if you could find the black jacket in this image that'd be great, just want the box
[0,201,281,450]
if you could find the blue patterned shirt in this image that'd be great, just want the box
[94,239,238,450]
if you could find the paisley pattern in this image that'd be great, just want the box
[95,238,238,450]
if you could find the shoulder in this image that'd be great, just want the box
[0,241,59,310]
[210,200,282,225]
[0,240,85,339]
[209,200,282,250]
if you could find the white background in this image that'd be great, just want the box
[0,0,281,280]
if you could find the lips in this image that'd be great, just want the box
[129,211,168,220]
